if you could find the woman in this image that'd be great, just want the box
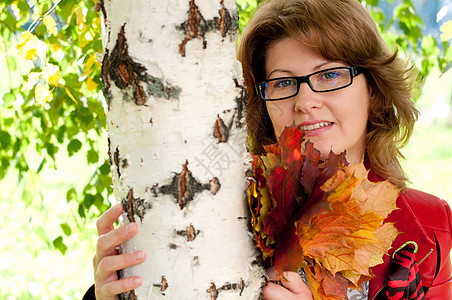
[87,0,452,299]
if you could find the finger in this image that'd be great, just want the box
[280,271,312,296]
[97,276,143,298]
[262,282,294,300]
[95,222,138,267]
[97,203,123,235]
[97,251,146,283]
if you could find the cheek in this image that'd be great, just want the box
[265,102,293,136]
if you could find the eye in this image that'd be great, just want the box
[274,78,295,88]
[322,70,341,80]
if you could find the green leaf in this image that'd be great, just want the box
[2,93,15,105]
[93,194,105,211]
[67,138,82,156]
[99,161,111,175]
[66,187,77,202]
[87,149,99,164]
[84,193,95,208]
[60,223,72,236]
[52,236,67,255]
[78,203,86,218]
[0,131,12,148]
[36,156,46,173]
[46,142,57,159]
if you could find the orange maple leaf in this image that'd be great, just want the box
[248,126,400,299]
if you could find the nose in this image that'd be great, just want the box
[293,82,322,113]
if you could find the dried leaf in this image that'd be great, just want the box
[248,126,400,299]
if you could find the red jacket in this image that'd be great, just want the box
[368,188,452,299]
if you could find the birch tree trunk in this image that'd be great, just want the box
[100,0,265,298]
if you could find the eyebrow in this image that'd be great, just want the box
[267,61,337,78]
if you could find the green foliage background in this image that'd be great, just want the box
[0,0,451,298]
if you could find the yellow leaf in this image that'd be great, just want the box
[83,54,96,77]
[17,31,46,61]
[51,43,61,52]
[440,20,452,41]
[87,77,98,91]
[22,72,41,92]
[45,63,61,86]
[43,15,58,36]
[17,31,33,50]
[64,87,78,103]
[75,7,86,27]
[25,48,38,61]
[35,84,53,105]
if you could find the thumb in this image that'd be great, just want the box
[280,271,312,297]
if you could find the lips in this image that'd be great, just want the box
[298,121,333,131]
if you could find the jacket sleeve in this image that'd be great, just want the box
[82,284,95,300]
[426,255,452,299]
[426,199,452,299]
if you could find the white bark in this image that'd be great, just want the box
[101,0,265,299]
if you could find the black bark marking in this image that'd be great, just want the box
[101,49,112,107]
[218,0,239,38]
[177,0,206,57]
[122,188,151,223]
[119,290,137,300]
[114,146,121,178]
[193,255,200,267]
[213,114,229,143]
[209,177,220,195]
[208,282,218,300]
[152,276,168,295]
[161,276,168,293]
[208,279,245,299]
[233,78,247,129]
[121,158,128,169]
[176,223,200,241]
[152,160,220,209]
[108,24,148,105]
[177,0,239,57]
[212,80,246,144]
[169,243,179,249]
[107,137,112,165]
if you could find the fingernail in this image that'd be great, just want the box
[125,223,137,234]
[132,277,142,286]
[134,251,145,260]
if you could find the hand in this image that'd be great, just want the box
[93,203,146,300]
[262,268,313,300]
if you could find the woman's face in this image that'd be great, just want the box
[264,37,370,164]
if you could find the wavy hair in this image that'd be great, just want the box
[237,0,420,187]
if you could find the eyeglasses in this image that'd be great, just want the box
[256,66,364,101]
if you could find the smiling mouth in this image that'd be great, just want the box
[299,122,333,131]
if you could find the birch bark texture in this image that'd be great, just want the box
[100,0,265,299]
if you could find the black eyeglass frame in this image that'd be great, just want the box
[256,66,365,101]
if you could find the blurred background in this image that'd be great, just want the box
[0,0,451,299]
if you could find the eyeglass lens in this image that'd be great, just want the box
[261,67,353,100]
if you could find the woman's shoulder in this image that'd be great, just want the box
[398,187,452,232]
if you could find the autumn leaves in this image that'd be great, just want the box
[248,126,400,299]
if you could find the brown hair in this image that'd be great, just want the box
[237,0,419,187]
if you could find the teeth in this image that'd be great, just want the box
[300,122,332,131]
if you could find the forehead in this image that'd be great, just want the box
[265,37,338,77]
